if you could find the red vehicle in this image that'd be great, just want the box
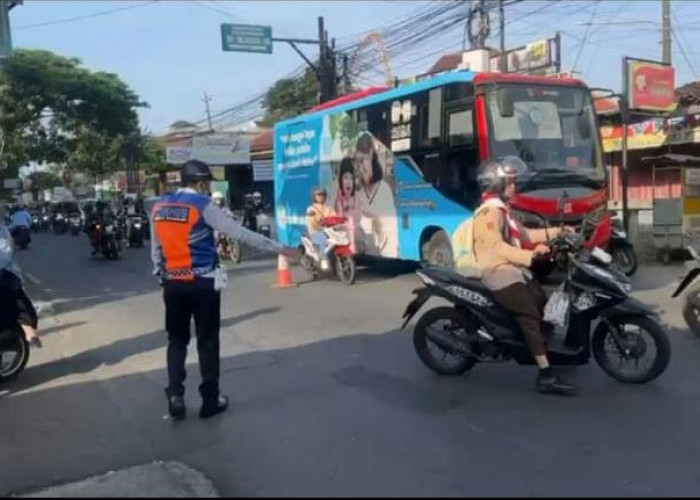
[300,216,356,285]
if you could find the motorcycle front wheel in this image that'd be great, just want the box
[413,307,478,376]
[592,316,670,384]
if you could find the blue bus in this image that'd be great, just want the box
[274,70,606,266]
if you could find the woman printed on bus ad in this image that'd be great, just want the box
[354,132,399,258]
[334,157,382,254]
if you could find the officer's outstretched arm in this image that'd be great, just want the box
[203,202,284,254]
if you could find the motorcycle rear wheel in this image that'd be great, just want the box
[682,282,700,336]
[413,307,478,376]
[335,255,356,285]
[0,329,30,383]
[592,316,670,384]
[611,245,638,277]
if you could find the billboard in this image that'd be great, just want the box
[166,132,250,165]
[626,58,676,113]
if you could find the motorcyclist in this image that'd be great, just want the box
[9,204,32,233]
[306,187,335,271]
[87,200,113,255]
[470,156,577,396]
[0,221,41,347]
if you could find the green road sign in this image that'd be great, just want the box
[221,23,273,54]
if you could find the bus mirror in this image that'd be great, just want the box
[496,88,514,117]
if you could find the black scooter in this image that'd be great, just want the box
[11,226,31,250]
[671,236,700,336]
[401,229,670,385]
[608,214,638,277]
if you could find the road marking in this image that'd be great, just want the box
[25,272,42,286]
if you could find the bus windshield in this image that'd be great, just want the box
[485,84,604,183]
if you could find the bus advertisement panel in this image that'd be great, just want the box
[274,71,606,266]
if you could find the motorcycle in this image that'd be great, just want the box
[256,211,273,238]
[607,214,638,277]
[402,224,670,385]
[30,213,40,233]
[96,221,122,260]
[11,226,31,250]
[52,213,67,235]
[0,319,31,383]
[300,216,356,285]
[68,213,82,236]
[127,215,145,248]
[39,213,51,232]
[671,234,700,336]
[217,233,242,264]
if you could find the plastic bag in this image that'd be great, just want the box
[543,283,569,328]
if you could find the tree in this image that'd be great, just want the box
[258,68,319,128]
[26,170,61,198]
[0,49,146,178]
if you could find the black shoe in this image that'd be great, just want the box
[168,395,186,420]
[537,371,579,396]
[200,395,229,419]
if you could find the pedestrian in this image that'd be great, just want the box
[150,160,299,420]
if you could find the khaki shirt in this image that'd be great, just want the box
[306,203,335,233]
[472,203,558,290]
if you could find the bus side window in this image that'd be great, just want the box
[447,109,474,147]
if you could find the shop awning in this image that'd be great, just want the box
[641,153,700,166]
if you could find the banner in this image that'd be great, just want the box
[166,132,250,165]
[626,59,676,113]
[601,114,700,152]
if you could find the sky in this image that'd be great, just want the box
[7,0,700,135]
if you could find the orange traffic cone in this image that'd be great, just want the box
[273,254,297,289]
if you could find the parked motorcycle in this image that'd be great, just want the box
[671,234,700,335]
[11,226,31,250]
[300,216,356,285]
[402,224,670,385]
[608,214,638,277]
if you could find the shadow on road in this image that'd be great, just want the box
[3,307,280,396]
[2,313,700,497]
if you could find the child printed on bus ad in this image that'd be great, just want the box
[333,157,382,254]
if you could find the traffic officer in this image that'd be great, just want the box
[151,159,299,420]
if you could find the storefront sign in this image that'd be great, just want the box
[166,133,250,165]
[601,114,700,152]
[626,59,676,113]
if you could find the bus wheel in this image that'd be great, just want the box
[422,230,453,268]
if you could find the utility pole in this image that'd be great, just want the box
[202,92,214,132]
[499,0,506,72]
[0,0,12,72]
[662,0,672,65]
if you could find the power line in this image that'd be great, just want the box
[14,0,160,30]
[571,0,599,73]
[671,12,700,79]
[671,27,699,79]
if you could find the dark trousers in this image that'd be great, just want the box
[492,279,548,357]
[163,277,221,403]
[0,270,38,331]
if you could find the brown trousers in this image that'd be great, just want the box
[492,279,548,356]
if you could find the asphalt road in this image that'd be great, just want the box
[2,232,700,497]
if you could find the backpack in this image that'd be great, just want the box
[452,205,487,278]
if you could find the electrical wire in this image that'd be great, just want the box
[14,1,160,31]
[570,0,600,73]
[671,27,699,79]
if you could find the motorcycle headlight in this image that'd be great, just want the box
[573,292,597,311]
[134,223,142,229]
